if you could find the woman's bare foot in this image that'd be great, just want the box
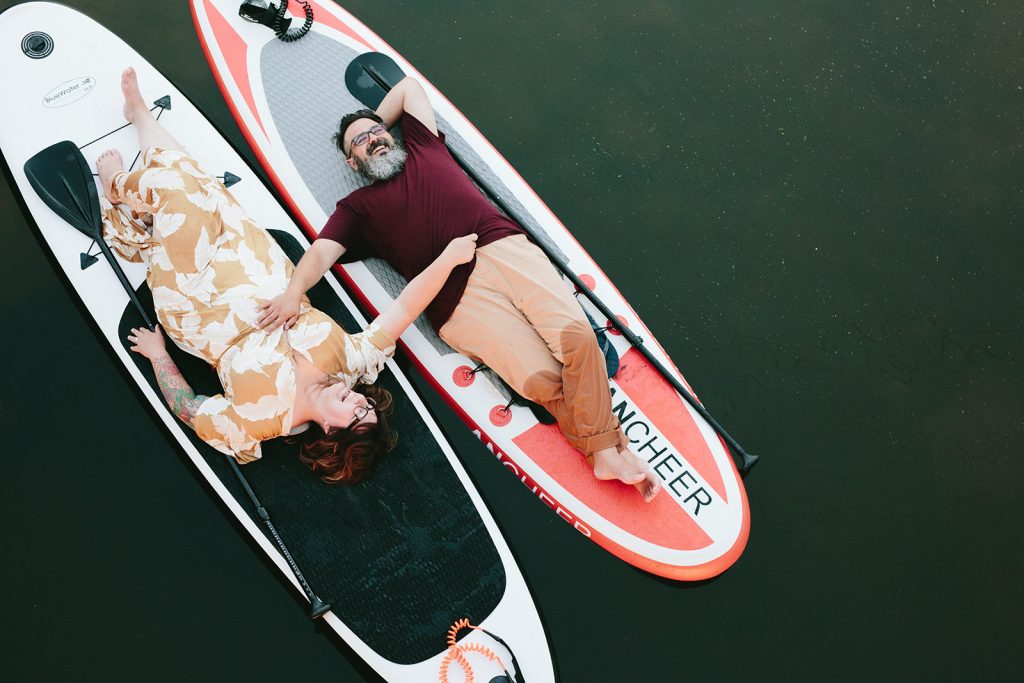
[619,447,661,502]
[96,149,124,203]
[588,446,646,486]
[121,67,150,124]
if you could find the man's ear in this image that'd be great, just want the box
[345,157,358,171]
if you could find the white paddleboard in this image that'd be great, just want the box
[0,3,554,681]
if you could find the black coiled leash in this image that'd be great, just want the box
[239,0,313,42]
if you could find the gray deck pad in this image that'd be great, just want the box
[261,31,567,362]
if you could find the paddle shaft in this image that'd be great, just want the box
[96,239,154,329]
[50,171,154,329]
[104,217,332,619]
[362,63,758,473]
[110,227,330,620]
[226,457,332,619]
[66,142,332,618]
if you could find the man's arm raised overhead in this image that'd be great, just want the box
[375,76,438,135]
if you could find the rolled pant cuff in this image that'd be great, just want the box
[574,427,628,456]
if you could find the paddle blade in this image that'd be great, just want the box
[345,52,407,110]
[23,140,102,240]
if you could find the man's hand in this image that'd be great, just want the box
[256,291,302,331]
[128,326,168,360]
[442,233,478,268]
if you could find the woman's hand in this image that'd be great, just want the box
[442,233,478,268]
[127,325,168,360]
[256,291,302,331]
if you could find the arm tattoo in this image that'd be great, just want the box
[152,356,206,426]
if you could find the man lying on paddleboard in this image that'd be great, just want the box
[259,76,660,502]
[97,67,478,483]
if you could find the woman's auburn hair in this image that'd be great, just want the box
[298,384,397,484]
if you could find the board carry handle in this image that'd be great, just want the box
[23,140,332,619]
[344,53,760,474]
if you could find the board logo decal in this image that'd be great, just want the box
[22,31,54,59]
[42,77,96,109]
[608,386,720,519]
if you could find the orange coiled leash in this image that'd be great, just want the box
[438,618,523,683]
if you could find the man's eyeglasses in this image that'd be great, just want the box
[346,124,388,157]
[346,396,378,430]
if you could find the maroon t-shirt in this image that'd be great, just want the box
[319,113,523,330]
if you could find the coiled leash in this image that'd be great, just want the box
[239,0,313,43]
[438,618,525,683]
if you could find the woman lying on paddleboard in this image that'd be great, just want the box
[98,67,476,483]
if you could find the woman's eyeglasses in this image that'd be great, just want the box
[346,396,378,430]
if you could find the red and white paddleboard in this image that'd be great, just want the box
[191,0,751,580]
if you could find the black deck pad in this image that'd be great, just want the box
[117,230,505,663]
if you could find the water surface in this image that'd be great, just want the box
[2,1,1020,680]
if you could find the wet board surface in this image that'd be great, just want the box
[0,3,552,681]
[193,0,752,580]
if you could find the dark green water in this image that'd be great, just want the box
[2,1,1021,680]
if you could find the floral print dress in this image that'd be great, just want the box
[102,147,395,463]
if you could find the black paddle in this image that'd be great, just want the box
[23,140,332,619]
[344,53,760,474]
[24,140,154,329]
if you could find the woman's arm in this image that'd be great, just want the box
[373,233,478,341]
[128,326,207,426]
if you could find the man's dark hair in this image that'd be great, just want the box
[333,109,384,154]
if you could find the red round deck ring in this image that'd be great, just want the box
[489,404,513,427]
[453,365,475,387]
[576,273,596,292]
[606,315,628,336]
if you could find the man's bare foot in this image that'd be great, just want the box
[96,149,124,203]
[588,446,646,486]
[121,67,150,124]
[618,447,661,502]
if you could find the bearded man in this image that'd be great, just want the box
[257,77,659,501]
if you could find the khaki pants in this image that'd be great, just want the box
[439,235,626,455]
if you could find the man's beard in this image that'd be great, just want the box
[353,140,408,182]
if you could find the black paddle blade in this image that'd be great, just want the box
[345,52,407,109]
[23,140,101,240]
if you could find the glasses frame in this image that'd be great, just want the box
[345,396,378,431]
[345,124,388,158]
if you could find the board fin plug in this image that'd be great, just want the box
[153,95,171,111]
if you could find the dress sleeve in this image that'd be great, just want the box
[193,395,264,463]
[194,344,295,461]
[340,322,396,385]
